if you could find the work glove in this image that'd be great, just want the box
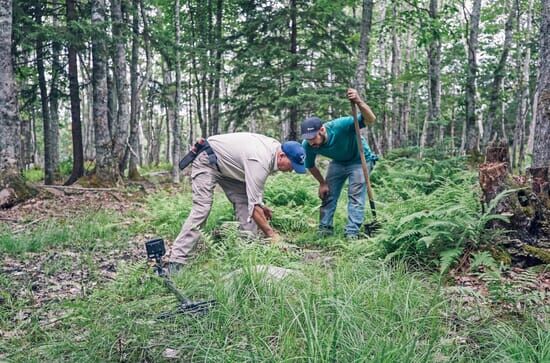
[318,183,329,200]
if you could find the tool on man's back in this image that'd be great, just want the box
[179,138,219,171]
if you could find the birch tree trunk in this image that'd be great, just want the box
[377,0,388,154]
[390,2,401,149]
[128,0,142,180]
[427,0,441,149]
[512,0,533,172]
[465,0,482,154]
[92,0,118,184]
[49,10,61,179]
[0,0,35,207]
[111,0,130,172]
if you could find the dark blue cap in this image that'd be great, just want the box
[300,117,322,139]
[281,141,306,174]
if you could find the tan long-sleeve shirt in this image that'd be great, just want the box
[207,132,280,217]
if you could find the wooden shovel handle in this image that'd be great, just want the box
[351,102,376,217]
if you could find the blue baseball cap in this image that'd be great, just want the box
[300,117,322,139]
[281,141,306,174]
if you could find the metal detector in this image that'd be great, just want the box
[145,238,216,317]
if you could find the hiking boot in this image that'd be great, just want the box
[345,234,359,241]
[317,226,334,238]
[167,262,185,276]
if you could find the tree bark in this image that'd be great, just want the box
[172,0,182,182]
[377,0,388,154]
[512,0,533,172]
[426,0,441,149]
[484,4,514,146]
[464,0,482,154]
[111,0,130,173]
[532,0,550,169]
[0,0,35,207]
[92,0,119,184]
[128,0,142,180]
[49,9,61,180]
[65,0,85,185]
[287,0,298,141]
[35,4,57,185]
[354,0,373,97]
[211,0,223,136]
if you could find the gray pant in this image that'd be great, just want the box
[170,152,257,264]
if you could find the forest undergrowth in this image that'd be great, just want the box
[0,148,548,362]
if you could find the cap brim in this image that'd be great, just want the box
[301,131,318,140]
[291,161,306,174]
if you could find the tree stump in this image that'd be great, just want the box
[479,141,550,267]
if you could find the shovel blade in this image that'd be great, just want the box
[363,220,381,236]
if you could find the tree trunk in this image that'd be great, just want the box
[49,10,61,179]
[92,0,119,184]
[483,4,514,146]
[210,0,223,136]
[111,0,130,173]
[389,2,401,149]
[532,0,550,169]
[0,0,36,207]
[512,0,533,173]
[353,0,374,97]
[377,0,388,154]
[465,0,482,155]
[65,0,85,185]
[127,0,141,180]
[287,0,298,141]
[172,0,182,183]
[36,4,57,185]
[427,0,441,149]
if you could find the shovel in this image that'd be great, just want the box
[351,102,380,236]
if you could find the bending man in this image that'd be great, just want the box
[168,132,306,273]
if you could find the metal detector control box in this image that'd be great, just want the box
[145,238,166,260]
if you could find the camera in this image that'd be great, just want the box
[145,238,166,260]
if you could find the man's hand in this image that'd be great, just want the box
[266,231,282,244]
[261,205,273,220]
[318,183,329,200]
[347,88,362,104]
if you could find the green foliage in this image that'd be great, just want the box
[22,167,44,182]
[470,251,499,272]
[0,211,130,254]
[364,156,510,270]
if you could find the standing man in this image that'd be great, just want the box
[168,132,306,273]
[301,88,377,239]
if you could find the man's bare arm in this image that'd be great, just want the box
[347,88,376,125]
[252,205,275,237]
[308,166,326,185]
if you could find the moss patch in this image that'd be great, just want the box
[523,245,550,264]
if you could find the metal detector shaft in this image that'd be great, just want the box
[351,102,376,218]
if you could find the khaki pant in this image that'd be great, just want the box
[170,152,257,264]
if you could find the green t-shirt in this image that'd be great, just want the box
[302,114,377,169]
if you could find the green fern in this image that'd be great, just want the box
[439,247,464,274]
[470,251,498,272]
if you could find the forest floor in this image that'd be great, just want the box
[1,155,549,361]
